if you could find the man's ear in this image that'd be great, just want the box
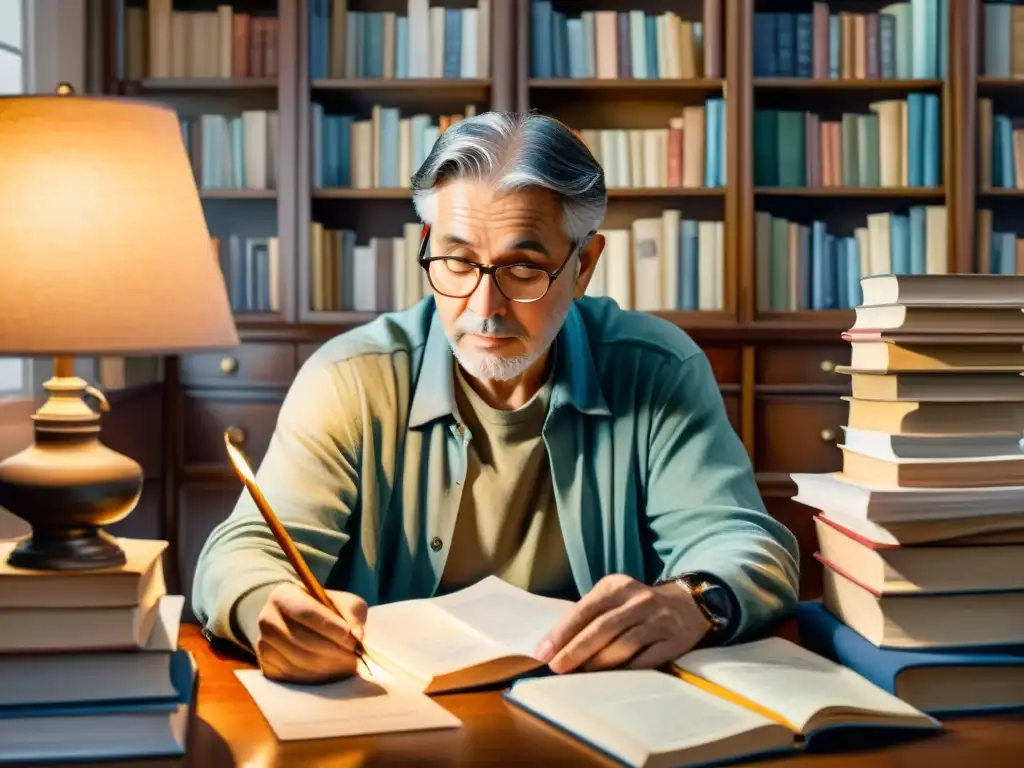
[573,233,605,300]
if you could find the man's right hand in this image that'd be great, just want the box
[255,583,368,684]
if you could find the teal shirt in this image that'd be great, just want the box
[192,296,799,649]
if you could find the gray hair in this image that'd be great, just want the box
[410,111,607,244]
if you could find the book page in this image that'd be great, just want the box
[674,638,929,732]
[363,598,510,679]
[510,670,787,759]
[431,576,574,657]
[235,669,461,741]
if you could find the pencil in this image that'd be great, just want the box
[223,432,373,677]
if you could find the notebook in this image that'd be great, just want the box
[503,637,940,768]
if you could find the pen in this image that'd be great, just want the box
[223,432,373,677]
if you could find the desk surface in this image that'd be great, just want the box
[25,625,1024,767]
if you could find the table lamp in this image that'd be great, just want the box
[0,84,239,571]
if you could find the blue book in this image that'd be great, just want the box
[0,650,196,761]
[879,13,896,79]
[845,238,862,307]
[753,13,778,76]
[910,0,935,78]
[644,14,659,78]
[775,12,796,76]
[379,108,401,187]
[566,18,585,78]
[797,602,1024,716]
[890,213,910,274]
[503,635,940,768]
[985,3,1012,77]
[530,0,553,78]
[922,94,940,186]
[364,12,385,78]
[679,220,699,309]
[345,11,363,77]
[828,14,840,79]
[311,103,324,188]
[395,17,409,78]
[906,93,925,186]
[553,11,569,78]
[442,9,462,79]
[908,206,927,273]
[997,231,1017,274]
[795,13,813,78]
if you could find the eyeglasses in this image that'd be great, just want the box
[417,224,577,304]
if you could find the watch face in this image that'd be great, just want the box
[701,584,732,622]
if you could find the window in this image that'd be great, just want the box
[0,0,27,395]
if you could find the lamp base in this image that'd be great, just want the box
[0,358,143,572]
[7,527,126,570]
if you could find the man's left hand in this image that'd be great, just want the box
[535,574,712,674]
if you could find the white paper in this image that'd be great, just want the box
[236,669,462,741]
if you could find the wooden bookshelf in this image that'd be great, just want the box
[96,0,984,606]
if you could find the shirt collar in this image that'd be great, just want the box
[408,302,612,429]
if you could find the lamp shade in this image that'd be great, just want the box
[0,91,239,355]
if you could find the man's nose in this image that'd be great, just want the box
[468,271,507,318]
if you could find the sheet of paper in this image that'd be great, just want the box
[236,669,461,741]
[432,576,573,657]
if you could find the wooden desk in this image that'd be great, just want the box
[24,625,1024,767]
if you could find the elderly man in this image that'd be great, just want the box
[192,112,799,683]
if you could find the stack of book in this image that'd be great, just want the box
[0,538,195,762]
[791,273,1024,716]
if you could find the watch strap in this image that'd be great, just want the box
[657,572,738,645]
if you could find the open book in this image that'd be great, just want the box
[504,637,940,768]
[361,576,573,693]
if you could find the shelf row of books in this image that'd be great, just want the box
[589,215,725,312]
[0,540,195,761]
[979,99,1024,190]
[311,101,727,191]
[981,2,1024,78]
[793,272,1024,717]
[577,103,726,190]
[127,1,279,81]
[180,111,279,191]
[754,0,947,81]
[311,103,475,190]
[756,207,948,312]
[213,234,281,314]
[754,96,941,189]
[529,0,722,80]
[308,0,491,81]
[306,214,725,315]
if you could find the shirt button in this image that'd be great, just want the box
[430,536,443,552]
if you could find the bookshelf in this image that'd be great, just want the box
[97,0,987,608]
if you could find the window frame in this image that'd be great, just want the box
[0,0,29,398]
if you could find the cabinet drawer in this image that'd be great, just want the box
[755,397,845,474]
[177,483,245,623]
[180,343,296,388]
[756,345,850,387]
[182,396,282,469]
[703,346,741,385]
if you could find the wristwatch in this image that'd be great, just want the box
[657,572,737,644]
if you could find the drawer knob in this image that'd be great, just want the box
[220,356,239,375]
[819,359,836,373]
[225,425,247,446]
[820,428,837,443]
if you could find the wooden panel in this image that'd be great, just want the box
[754,396,845,474]
[703,346,741,384]
[761,485,822,601]
[723,391,741,436]
[178,481,245,623]
[182,396,282,469]
[99,386,164,479]
[756,345,851,387]
[179,343,296,389]
[298,342,323,367]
